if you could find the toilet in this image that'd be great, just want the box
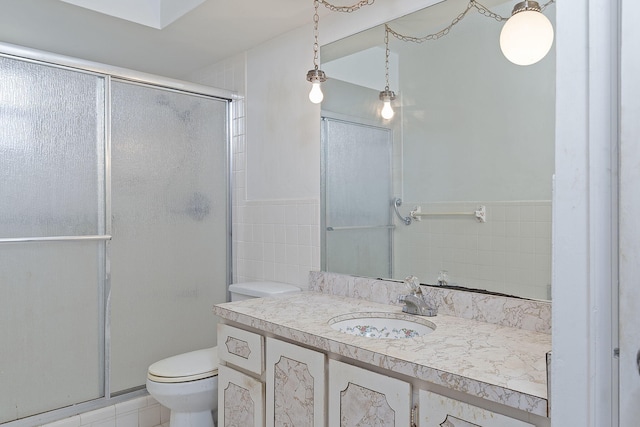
[146,281,301,427]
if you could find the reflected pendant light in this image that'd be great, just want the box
[306,0,327,103]
[379,25,396,120]
[500,0,554,66]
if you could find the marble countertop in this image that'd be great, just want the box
[213,291,551,417]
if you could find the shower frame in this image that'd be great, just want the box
[0,42,235,427]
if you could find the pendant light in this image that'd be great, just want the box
[499,0,554,66]
[379,25,396,120]
[306,0,327,104]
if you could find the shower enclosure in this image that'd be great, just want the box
[0,46,231,424]
[321,117,394,278]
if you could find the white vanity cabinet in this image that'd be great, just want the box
[418,390,534,427]
[217,322,546,427]
[265,337,326,426]
[328,359,412,427]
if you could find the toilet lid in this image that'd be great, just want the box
[147,347,219,383]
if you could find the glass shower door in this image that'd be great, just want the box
[321,117,393,278]
[0,56,106,422]
[109,80,229,393]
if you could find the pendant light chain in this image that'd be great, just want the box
[384,25,391,91]
[319,0,375,13]
[540,0,555,11]
[386,0,555,44]
[312,0,320,71]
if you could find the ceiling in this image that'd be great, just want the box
[0,0,322,79]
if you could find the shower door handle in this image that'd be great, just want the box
[326,225,395,231]
[0,235,112,243]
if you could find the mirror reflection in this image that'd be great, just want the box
[320,0,555,300]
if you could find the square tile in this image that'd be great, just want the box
[115,397,148,415]
[43,415,81,427]
[138,405,161,427]
[80,407,115,425]
[115,412,137,427]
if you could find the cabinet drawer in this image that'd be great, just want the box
[218,323,264,375]
[419,389,535,427]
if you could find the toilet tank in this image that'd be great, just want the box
[228,281,301,301]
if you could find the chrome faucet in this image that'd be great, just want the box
[436,270,449,287]
[398,275,437,317]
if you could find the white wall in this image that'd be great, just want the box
[245,30,320,201]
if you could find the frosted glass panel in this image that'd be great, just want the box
[0,56,105,238]
[110,81,228,392]
[325,229,391,278]
[0,242,102,423]
[322,118,393,277]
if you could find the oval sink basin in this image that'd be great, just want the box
[328,312,436,339]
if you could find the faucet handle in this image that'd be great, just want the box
[404,275,421,294]
[437,270,449,287]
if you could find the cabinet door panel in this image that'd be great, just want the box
[218,365,264,427]
[329,359,411,427]
[418,390,534,427]
[265,337,326,427]
[218,323,264,375]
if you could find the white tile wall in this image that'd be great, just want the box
[39,397,169,427]
[234,199,320,288]
[394,201,552,300]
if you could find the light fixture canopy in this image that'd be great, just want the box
[500,0,554,66]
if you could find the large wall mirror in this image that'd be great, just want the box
[320,0,555,301]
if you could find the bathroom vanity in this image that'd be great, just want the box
[213,273,551,427]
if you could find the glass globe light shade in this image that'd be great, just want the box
[500,9,554,66]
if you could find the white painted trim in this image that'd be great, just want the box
[618,0,640,423]
[552,0,618,425]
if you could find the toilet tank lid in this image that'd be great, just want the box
[229,281,301,298]
[148,347,218,378]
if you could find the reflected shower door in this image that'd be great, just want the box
[321,117,393,278]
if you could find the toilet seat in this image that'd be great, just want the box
[147,347,219,383]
